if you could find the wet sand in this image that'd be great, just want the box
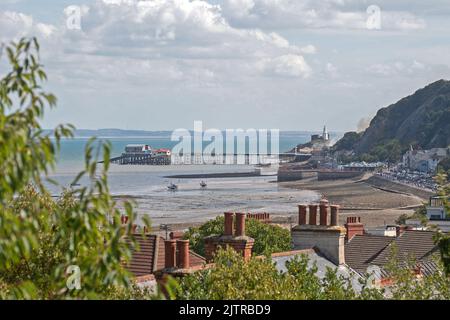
[115,176,320,229]
[280,174,425,227]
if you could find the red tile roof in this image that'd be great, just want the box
[125,234,206,277]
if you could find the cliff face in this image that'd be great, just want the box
[336,80,450,157]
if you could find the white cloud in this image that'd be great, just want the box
[63,0,307,61]
[219,0,426,31]
[258,54,312,78]
[0,11,55,41]
[366,60,433,77]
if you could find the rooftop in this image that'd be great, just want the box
[125,234,205,277]
[345,234,394,276]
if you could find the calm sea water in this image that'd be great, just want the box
[55,131,311,169]
[46,132,320,225]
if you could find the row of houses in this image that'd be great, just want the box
[123,199,444,294]
[402,147,449,173]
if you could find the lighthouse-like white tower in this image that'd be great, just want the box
[322,125,329,141]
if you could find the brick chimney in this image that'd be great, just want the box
[345,216,364,241]
[157,239,195,296]
[164,239,177,269]
[330,205,339,226]
[224,212,234,236]
[308,204,318,225]
[292,202,346,265]
[235,212,246,237]
[120,214,129,225]
[176,240,190,269]
[319,199,329,226]
[298,205,307,225]
[204,212,255,262]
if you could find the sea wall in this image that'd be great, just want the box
[366,175,433,200]
[277,170,316,182]
[317,171,363,181]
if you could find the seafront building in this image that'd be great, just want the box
[402,147,449,173]
[112,144,171,165]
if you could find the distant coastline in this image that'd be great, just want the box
[43,128,342,138]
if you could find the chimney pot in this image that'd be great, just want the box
[224,212,234,236]
[319,203,328,226]
[235,212,246,237]
[330,205,339,226]
[298,204,307,225]
[176,240,190,269]
[308,204,318,225]
[164,240,177,269]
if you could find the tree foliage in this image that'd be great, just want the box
[183,216,291,257]
[177,247,449,300]
[434,172,450,275]
[0,38,150,299]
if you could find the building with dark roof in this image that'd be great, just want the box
[344,234,394,276]
[368,230,440,277]
[125,233,205,278]
[292,203,442,285]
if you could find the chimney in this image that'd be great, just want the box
[330,205,339,226]
[292,202,346,265]
[235,213,246,237]
[120,215,129,224]
[164,240,177,269]
[345,217,364,241]
[308,204,318,225]
[298,205,307,225]
[224,212,234,236]
[319,200,329,226]
[176,240,190,269]
[204,212,255,262]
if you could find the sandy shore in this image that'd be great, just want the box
[280,173,426,228]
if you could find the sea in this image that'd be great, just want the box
[46,131,327,226]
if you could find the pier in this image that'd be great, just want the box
[107,152,299,165]
[104,144,303,165]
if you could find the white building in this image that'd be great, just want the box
[426,196,448,220]
[402,147,449,173]
[124,144,152,154]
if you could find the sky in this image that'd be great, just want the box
[1,0,450,132]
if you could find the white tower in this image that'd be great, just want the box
[322,125,329,141]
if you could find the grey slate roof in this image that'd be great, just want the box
[370,230,438,266]
[345,234,394,276]
[344,230,440,278]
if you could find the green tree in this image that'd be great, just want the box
[434,172,450,275]
[0,38,149,299]
[183,216,291,257]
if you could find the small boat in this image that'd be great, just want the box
[70,183,81,187]
[167,183,178,191]
[200,180,207,188]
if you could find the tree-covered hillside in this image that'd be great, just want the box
[333,80,450,162]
